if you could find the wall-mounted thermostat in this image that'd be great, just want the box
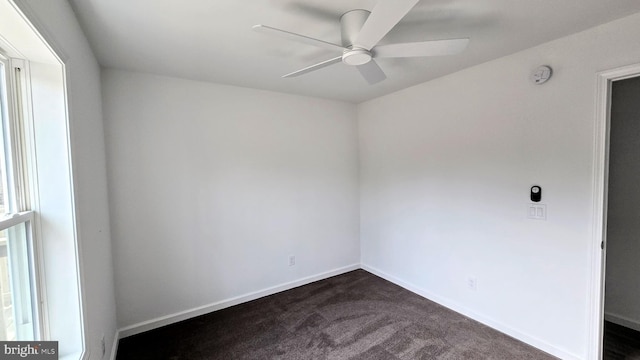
[530,185,542,202]
[532,65,553,85]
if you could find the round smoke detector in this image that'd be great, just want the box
[532,65,553,85]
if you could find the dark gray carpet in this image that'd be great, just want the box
[116,270,556,359]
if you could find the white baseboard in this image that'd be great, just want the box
[118,263,360,338]
[110,329,120,360]
[605,311,640,332]
[361,264,581,360]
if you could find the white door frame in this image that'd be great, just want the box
[588,62,640,360]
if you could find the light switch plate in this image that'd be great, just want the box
[528,204,546,220]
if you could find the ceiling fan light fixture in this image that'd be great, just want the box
[342,48,372,66]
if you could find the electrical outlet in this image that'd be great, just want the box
[101,335,106,358]
[289,255,295,266]
[467,277,477,291]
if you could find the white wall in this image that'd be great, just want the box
[358,12,640,360]
[101,69,360,330]
[12,0,118,359]
[605,76,640,331]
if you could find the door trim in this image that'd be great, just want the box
[588,63,640,360]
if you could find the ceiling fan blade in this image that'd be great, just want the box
[282,56,343,78]
[252,25,346,52]
[374,38,469,58]
[353,0,420,51]
[356,60,386,85]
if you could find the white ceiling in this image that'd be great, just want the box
[68,0,640,103]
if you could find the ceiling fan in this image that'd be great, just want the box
[253,0,469,85]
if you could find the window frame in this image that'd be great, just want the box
[0,2,87,356]
[0,51,46,341]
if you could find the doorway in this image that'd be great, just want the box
[602,75,640,358]
[587,64,640,360]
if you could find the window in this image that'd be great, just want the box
[0,53,41,341]
[0,2,86,356]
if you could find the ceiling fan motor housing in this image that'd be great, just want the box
[340,9,372,65]
[340,9,370,48]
